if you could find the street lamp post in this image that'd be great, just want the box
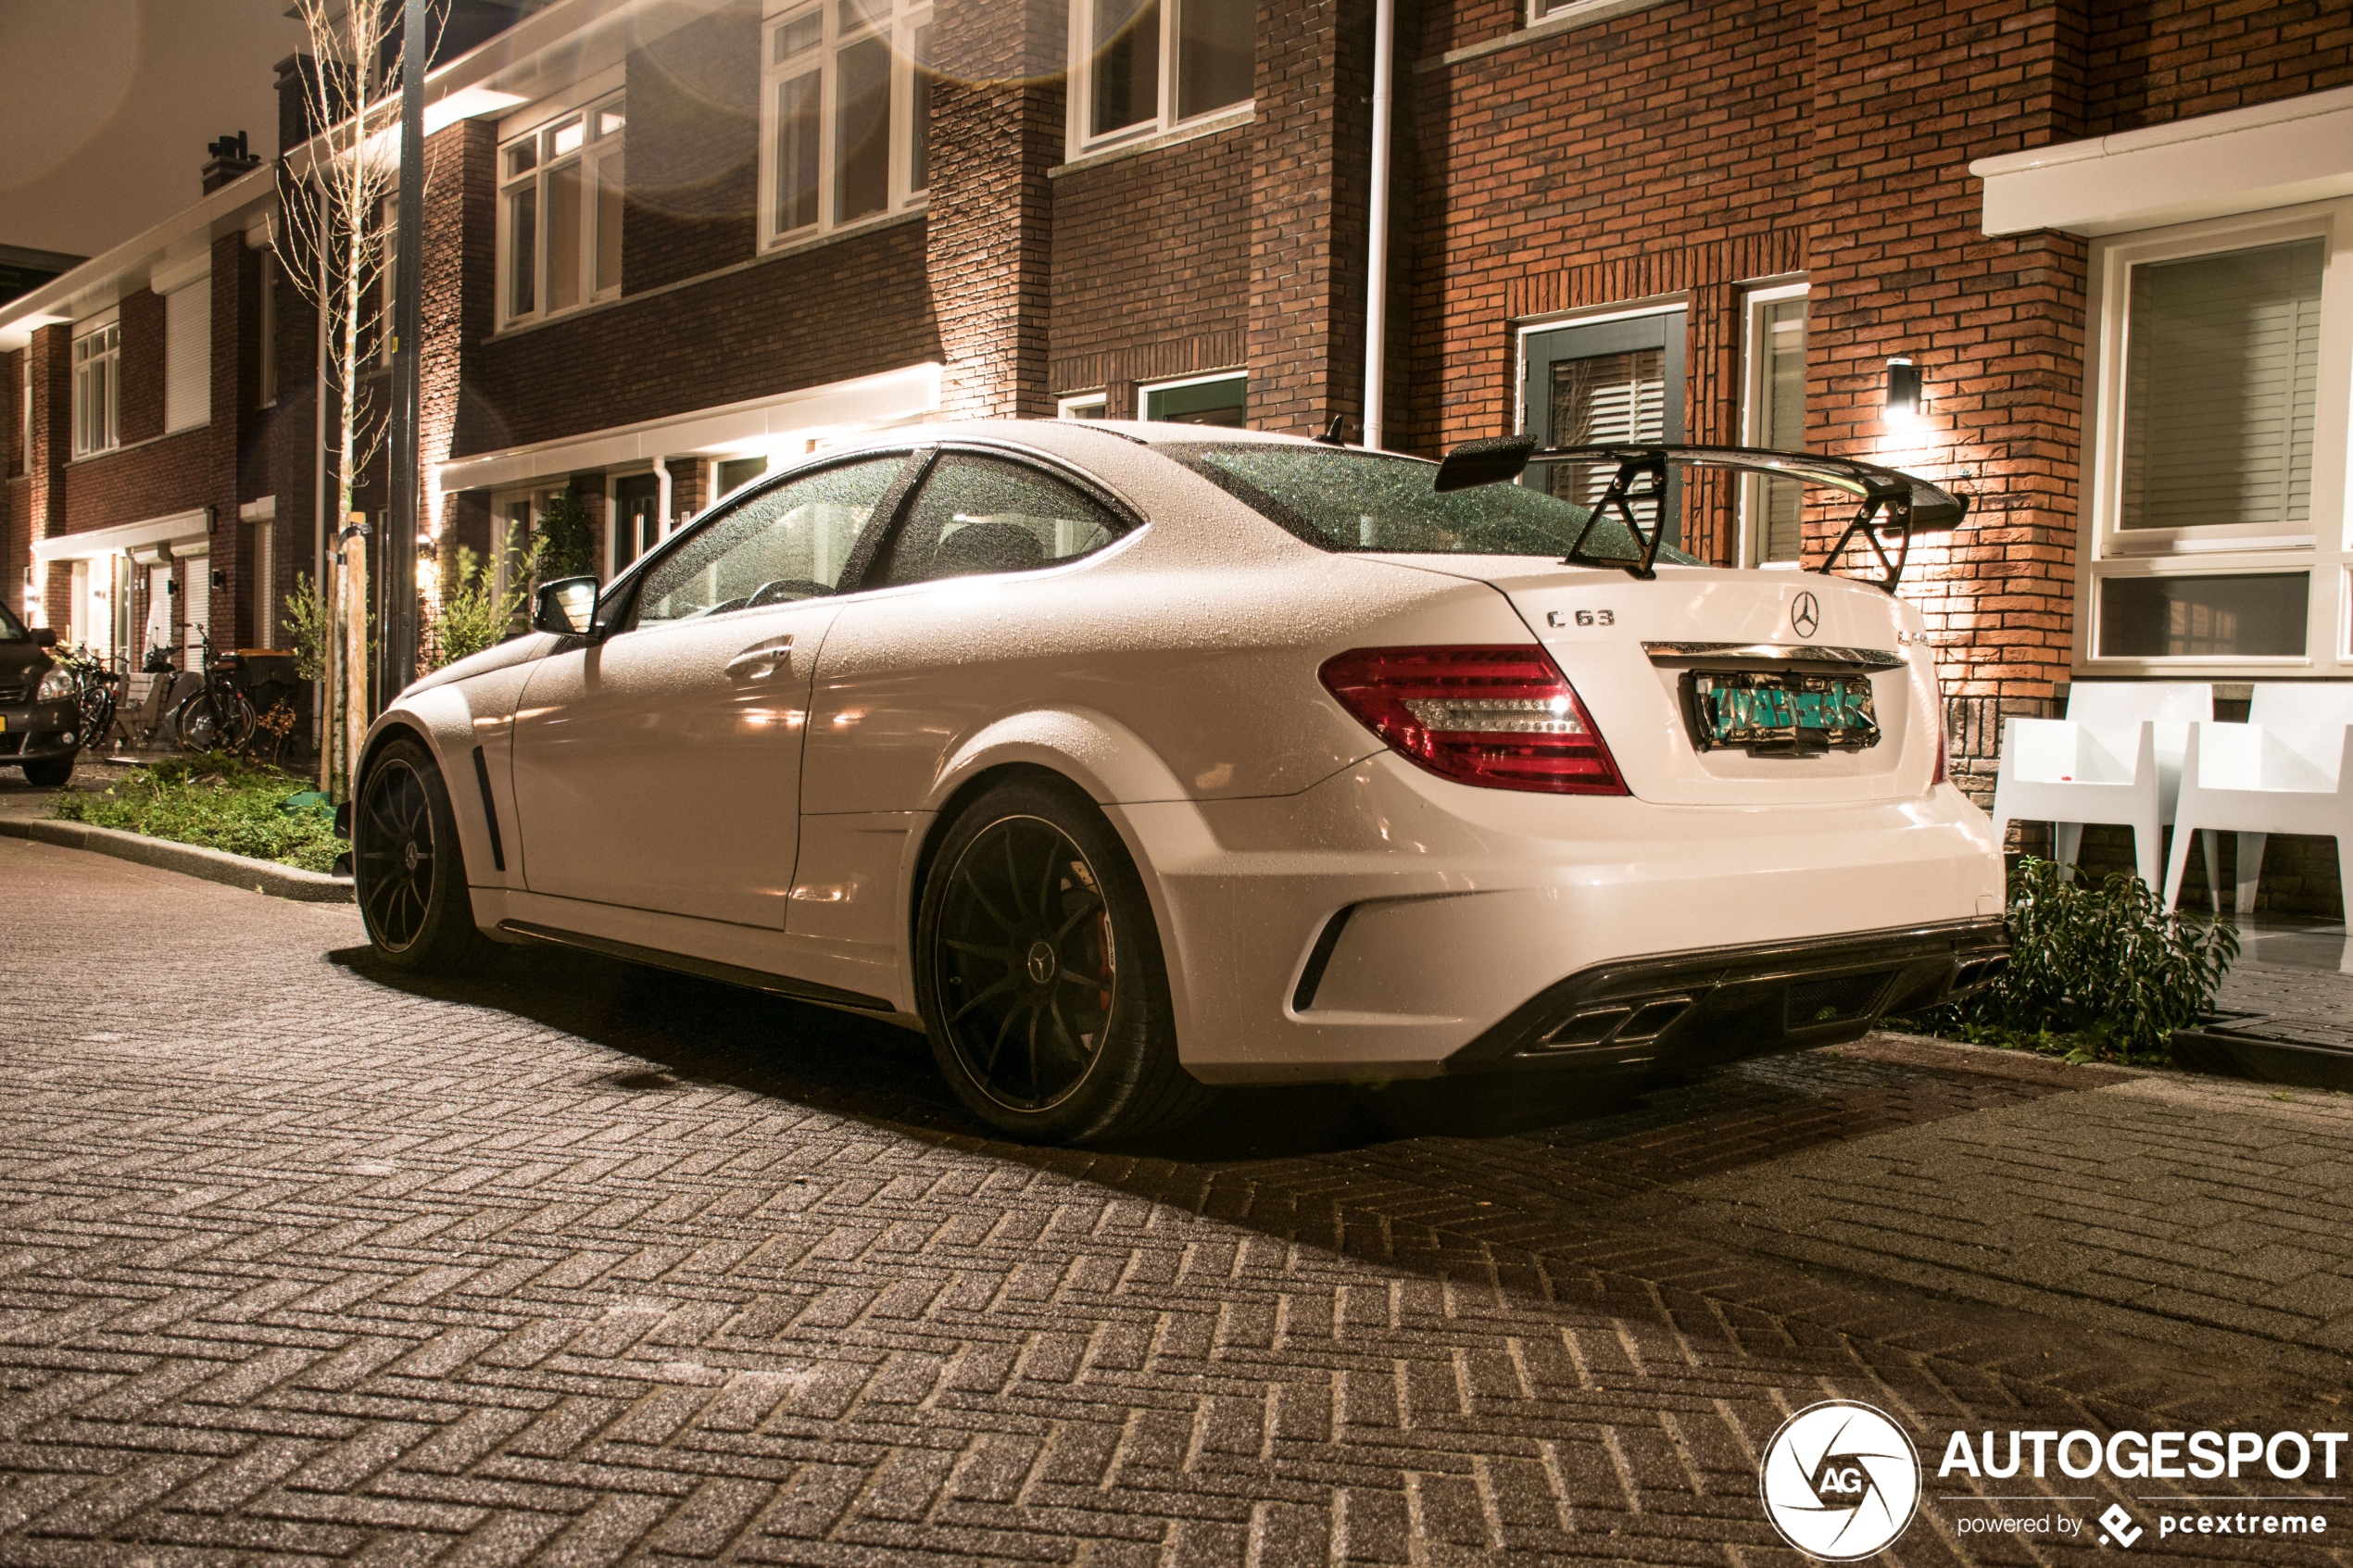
[384,0,427,709]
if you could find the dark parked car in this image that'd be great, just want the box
[0,605,80,786]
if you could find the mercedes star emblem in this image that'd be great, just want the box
[1791,591,1820,639]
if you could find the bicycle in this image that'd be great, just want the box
[120,644,189,749]
[48,643,127,757]
[173,626,258,754]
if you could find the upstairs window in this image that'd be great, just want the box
[499,93,625,325]
[1070,0,1252,157]
[760,0,934,249]
[71,319,119,458]
[164,279,210,433]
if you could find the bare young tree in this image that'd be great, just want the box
[273,0,418,799]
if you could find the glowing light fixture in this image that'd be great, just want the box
[1886,357,1924,425]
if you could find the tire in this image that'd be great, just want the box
[176,690,257,754]
[21,758,73,787]
[914,774,1214,1144]
[80,689,117,754]
[354,736,497,972]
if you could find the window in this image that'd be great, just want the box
[258,261,277,407]
[635,456,905,627]
[71,319,120,457]
[760,1,932,249]
[875,453,1126,586]
[611,471,661,574]
[1522,308,1686,546]
[494,486,569,612]
[717,455,769,499]
[165,279,210,433]
[1741,284,1807,566]
[1141,371,1245,426]
[499,93,625,324]
[2082,205,2353,671]
[1167,443,1693,564]
[1058,393,1108,420]
[1070,0,1252,155]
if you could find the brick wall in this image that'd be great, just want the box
[927,0,1063,419]
[623,0,761,295]
[1247,0,1376,438]
[118,287,166,448]
[2085,0,2353,136]
[1049,129,1252,411]
[470,220,939,454]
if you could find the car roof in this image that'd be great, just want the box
[821,418,1428,461]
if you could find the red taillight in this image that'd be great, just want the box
[1318,645,1628,795]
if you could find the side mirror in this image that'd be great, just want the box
[31,627,57,647]
[534,576,600,637]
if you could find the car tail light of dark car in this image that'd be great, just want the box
[1318,645,1628,795]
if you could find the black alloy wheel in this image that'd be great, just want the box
[916,775,1214,1144]
[936,814,1117,1113]
[354,737,495,972]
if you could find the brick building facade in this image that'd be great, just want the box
[6,0,2351,898]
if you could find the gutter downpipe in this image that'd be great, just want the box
[655,458,673,540]
[1362,0,1395,450]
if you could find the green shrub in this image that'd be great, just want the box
[535,490,599,581]
[1906,858,2238,1061]
[54,753,343,872]
[429,523,545,670]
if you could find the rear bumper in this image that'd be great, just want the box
[1443,917,2010,1077]
[1116,751,2006,1084]
[0,701,80,763]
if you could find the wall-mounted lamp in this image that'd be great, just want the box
[1886,357,1924,425]
[416,530,436,561]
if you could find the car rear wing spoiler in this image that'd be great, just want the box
[1430,439,1968,592]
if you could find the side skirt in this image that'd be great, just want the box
[495,919,900,1014]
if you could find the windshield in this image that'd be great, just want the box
[0,604,26,643]
[1164,443,1701,565]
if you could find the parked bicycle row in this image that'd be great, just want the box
[45,629,302,765]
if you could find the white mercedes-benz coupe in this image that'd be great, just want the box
[352,420,2007,1142]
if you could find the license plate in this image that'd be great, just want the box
[1684,670,1879,755]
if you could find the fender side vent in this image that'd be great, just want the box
[472,746,507,872]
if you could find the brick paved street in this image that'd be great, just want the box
[6,834,2353,1566]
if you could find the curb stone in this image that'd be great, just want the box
[0,817,356,903]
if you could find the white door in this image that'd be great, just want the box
[145,565,171,659]
[508,453,910,927]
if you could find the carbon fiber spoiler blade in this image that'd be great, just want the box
[1431,440,1967,592]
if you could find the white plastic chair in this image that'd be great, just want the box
[1990,683,2212,894]
[2162,684,2353,915]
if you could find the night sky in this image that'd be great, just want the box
[1,0,310,262]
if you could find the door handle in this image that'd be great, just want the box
[725,635,793,681]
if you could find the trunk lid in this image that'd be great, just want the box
[1387,558,1942,806]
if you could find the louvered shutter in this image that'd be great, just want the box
[164,280,210,433]
[2120,238,2322,530]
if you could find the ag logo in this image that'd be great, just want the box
[1758,1399,1920,1561]
[1791,590,1821,639]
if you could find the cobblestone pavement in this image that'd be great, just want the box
[6,835,2353,1567]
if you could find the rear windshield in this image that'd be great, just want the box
[1164,442,1700,564]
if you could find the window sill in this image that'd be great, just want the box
[1052,104,1255,180]
[64,429,188,467]
[1417,0,1666,72]
[760,205,927,264]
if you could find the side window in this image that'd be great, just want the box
[877,454,1126,586]
[632,456,904,628]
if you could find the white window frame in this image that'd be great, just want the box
[2077,198,2353,675]
[1057,392,1108,420]
[17,353,29,471]
[1140,370,1246,424]
[758,0,933,252]
[71,314,120,458]
[1737,279,1807,570]
[1066,0,1254,159]
[497,89,626,327]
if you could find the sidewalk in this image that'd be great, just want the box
[2173,915,2353,1086]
